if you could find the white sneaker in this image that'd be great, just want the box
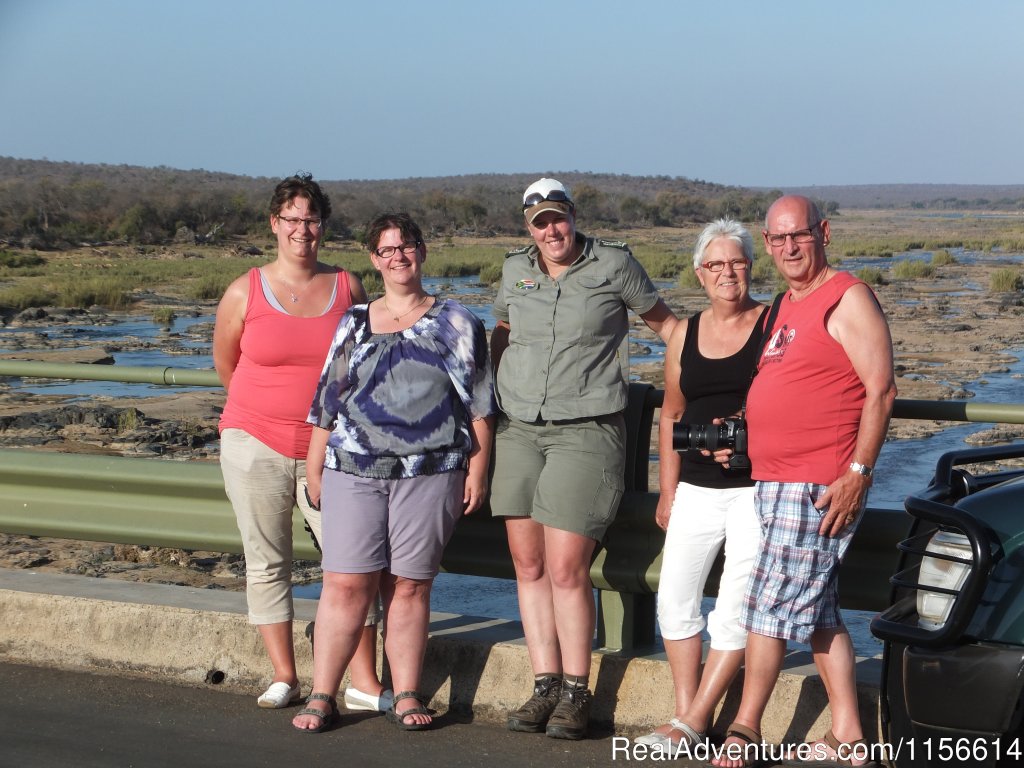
[257,681,302,709]
[344,686,394,712]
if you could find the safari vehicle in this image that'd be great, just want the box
[871,445,1024,768]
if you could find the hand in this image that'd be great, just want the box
[463,471,488,515]
[814,472,870,537]
[304,474,322,511]
[655,496,673,531]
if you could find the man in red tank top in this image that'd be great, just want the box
[712,196,896,768]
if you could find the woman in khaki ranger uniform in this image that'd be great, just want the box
[490,178,677,740]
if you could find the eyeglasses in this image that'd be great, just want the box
[702,259,749,273]
[374,241,421,258]
[522,190,573,210]
[277,215,323,230]
[764,221,820,248]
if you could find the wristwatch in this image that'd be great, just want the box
[849,461,873,477]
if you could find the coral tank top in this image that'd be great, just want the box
[219,267,352,458]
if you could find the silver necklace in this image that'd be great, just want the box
[383,294,430,321]
[279,269,319,303]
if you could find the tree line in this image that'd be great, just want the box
[0,158,802,249]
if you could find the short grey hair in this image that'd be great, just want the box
[693,219,754,270]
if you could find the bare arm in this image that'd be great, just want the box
[212,274,249,392]
[348,271,368,304]
[490,320,511,373]
[464,416,495,515]
[816,283,897,535]
[305,426,331,508]
[639,298,679,344]
[656,319,688,530]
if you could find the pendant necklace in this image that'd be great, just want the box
[280,269,319,303]
[383,294,430,321]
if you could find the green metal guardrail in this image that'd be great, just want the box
[2,361,1024,650]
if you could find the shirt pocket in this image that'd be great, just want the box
[577,275,624,341]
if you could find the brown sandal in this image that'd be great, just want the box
[782,729,870,767]
[716,722,762,767]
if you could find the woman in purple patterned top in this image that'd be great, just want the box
[292,213,496,734]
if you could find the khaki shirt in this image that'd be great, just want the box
[492,234,660,421]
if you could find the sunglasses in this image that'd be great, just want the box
[522,190,573,210]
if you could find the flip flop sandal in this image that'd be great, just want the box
[292,692,338,734]
[385,690,433,731]
[635,717,705,752]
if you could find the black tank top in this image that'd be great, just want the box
[677,308,766,489]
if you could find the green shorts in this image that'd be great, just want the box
[490,413,626,540]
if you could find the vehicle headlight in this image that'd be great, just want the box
[917,530,972,629]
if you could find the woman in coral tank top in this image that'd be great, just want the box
[213,174,387,713]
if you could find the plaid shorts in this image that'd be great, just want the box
[739,481,858,644]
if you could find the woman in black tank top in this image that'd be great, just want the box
[633,220,765,751]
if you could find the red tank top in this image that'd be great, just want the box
[219,268,352,458]
[746,272,867,484]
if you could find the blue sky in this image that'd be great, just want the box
[1,0,1022,186]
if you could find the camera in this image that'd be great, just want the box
[673,417,750,470]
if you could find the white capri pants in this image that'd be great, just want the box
[657,481,759,650]
[220,428,380,625]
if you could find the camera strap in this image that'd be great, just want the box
[740,291,786,417]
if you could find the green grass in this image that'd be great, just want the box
[478,262,503,285]
[152,308,176,326]
[891,260,936,279]
[0,283,57,310]
[856,267,886,285]
[930,249,957,266]
[990,268,1023,293]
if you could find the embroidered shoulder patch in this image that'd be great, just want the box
[505,245,532,258]
[514,279,538,291]
[596,238,629,250]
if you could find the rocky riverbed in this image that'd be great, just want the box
[1,260,1023,587]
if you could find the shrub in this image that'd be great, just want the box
[930,249,957,266]
[990,268,1023,293]
[0,250,46,269]
[856,267,885,285]
[677,267,701,290]
[891,260,935,279]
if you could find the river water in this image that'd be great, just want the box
[4,271,1022,656]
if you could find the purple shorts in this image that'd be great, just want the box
[320,468,465,580]
[740,481,859,644]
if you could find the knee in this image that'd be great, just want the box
[546,559,590,591]
[388,576,432,603]
[322,574,375,611]
[509,546,546,582]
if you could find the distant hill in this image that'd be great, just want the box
[1,157,1021,248]
[761,183,1024,210]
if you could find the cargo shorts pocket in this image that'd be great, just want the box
[588,469,624,528]
[755,545,835,629]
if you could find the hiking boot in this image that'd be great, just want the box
[545,685,591,740]
[507,675,562,732]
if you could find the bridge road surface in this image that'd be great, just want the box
[1,662,712,768]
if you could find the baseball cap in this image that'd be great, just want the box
[522,178,574,224]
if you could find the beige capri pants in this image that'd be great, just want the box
[220,429,380,625]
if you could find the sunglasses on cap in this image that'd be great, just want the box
[522,190,574,210]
